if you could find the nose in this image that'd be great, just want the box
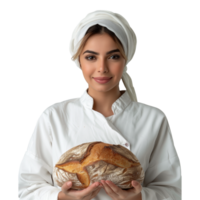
[97,58,108,73]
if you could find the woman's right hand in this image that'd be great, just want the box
[58,181,103,200]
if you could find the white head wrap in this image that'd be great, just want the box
[69,10,138,102]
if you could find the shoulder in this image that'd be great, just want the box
[41,97,81,117]
[138,102,169,118]
[127,102,171,137]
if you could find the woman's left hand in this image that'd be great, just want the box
[101,180,142,200]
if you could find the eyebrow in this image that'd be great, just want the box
[83,49,120,55]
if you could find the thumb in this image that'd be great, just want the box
[62,181,72,192]
[131,180,141,190]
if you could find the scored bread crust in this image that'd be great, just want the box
[53,141,144,190]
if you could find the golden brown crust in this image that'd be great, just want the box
[53,141,144,189]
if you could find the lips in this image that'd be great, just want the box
[94,77,112,84]
[93,77,112,80]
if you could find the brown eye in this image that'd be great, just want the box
[110,54,120,60]
[85,56,95,60]
[85,55,120,60]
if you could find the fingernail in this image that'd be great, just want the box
[67,182,71,186]
[135,182,139,185]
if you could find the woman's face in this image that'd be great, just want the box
[79,33,126,93]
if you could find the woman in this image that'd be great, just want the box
[18,10,181,200]
[73,24,133,118]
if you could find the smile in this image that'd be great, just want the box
[93,77,112,84]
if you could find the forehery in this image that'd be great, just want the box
[53,141,144,189]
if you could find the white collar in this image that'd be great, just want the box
[80,88,132,116]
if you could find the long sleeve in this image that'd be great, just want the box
[18,89,182,200]
[141,114,182,200]
[18,110,60,200]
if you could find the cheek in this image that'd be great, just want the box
[81,64,94,79]
[83,66,93,74]
[111,63,124,77]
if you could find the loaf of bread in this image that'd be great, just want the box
[53,141,144,190]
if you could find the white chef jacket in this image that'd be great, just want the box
[18,89,182,200]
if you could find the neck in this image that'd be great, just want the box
[87,86,124,113]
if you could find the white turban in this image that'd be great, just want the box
[69,10,138,102]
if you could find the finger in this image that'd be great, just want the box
[62,181,73,194]
[128,180,142,194]
[62,181,99,198]
[90,187,102,199]
[105,181,118,193]
[77,182,100,198]
[101,181,113,194]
